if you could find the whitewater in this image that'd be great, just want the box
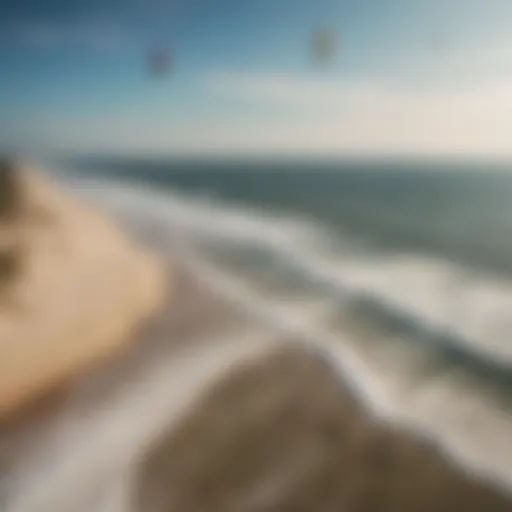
[58,169,512,491]
[3,161,509,512]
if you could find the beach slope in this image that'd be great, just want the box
[0,159,165,420]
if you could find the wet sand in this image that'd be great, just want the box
[0,252,266,512]
[135,341,512,512]
[1,250,512,511]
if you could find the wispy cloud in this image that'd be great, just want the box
[13,50,512,157]
[198,70,512,157]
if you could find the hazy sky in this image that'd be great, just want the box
[2,0,512,157]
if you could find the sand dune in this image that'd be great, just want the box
[0,159,165,421]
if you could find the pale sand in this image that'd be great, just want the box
[0,165,165,421]
[0,254,511,512]
[0,256,268,512]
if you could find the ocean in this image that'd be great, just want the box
[47,157,512,492]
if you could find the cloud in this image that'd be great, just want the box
[16,69,512,158]
[199,71,512,157]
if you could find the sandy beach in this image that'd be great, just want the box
[131,259,512,512]
[1,236,512,511]
[5,0,512,508]
[0,167,510,512]
[0,163,165,422]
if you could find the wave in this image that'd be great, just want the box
[5,329,280,512]
[49,169,512,493]
[62,172,512,371]
[174,244,512,493]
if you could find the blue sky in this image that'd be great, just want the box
[2,0,512,157]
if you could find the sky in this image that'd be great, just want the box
[2,0,512,158]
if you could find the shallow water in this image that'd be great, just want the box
[40,159,512,494]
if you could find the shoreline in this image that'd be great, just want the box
[1,171,511,510]
[136,336,512,512]
[2,249,511,511]
[176,245,512,494]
